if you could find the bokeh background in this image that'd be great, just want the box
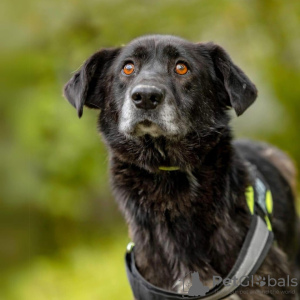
[1,0,300,299]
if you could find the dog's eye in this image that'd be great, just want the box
[175,63,188,75]
[123,63,135,75]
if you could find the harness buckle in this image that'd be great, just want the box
[126,242,135,253]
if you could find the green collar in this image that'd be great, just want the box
[158,166,180,171]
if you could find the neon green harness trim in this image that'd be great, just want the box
[245,186,255,215]
[245,185,273,231]
[265,190,273,215]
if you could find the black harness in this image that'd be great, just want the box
[125,165,274,300]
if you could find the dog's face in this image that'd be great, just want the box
[114,35,229,139]
[64,35,257,170]
[116,35,197,138]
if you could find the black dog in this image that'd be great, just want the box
[64,35,299,299]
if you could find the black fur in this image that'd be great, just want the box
[64,35,299,299]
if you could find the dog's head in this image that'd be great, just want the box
[64,35,257,170]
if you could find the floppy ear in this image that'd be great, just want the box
[63,48,121,118]
[208,43,257,116]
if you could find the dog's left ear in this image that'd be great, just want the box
[207,43,257,116]
[64,47,121,118]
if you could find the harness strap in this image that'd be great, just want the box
[125,215,273,300]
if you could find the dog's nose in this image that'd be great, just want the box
[131,85,164,110]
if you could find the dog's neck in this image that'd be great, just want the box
[110,131,251,290]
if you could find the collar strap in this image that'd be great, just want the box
[125,215,273,300]
[159,166,180,171]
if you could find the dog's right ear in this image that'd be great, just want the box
[63,48,121,118]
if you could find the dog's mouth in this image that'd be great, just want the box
[139,120,153,127]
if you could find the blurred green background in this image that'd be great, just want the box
[0,0,299,299]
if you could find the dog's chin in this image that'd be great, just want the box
[120,120,181,139]
[134,120,164,137]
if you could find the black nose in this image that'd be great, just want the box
[131,85,164,110]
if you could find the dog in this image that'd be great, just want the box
[63,35,299,299]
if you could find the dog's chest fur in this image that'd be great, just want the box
[110,143,250,292]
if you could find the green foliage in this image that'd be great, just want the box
[1,231,132,300]
[0,0,299,299]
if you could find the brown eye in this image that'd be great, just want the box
[175,63,188,75]
[123,63,135,75]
